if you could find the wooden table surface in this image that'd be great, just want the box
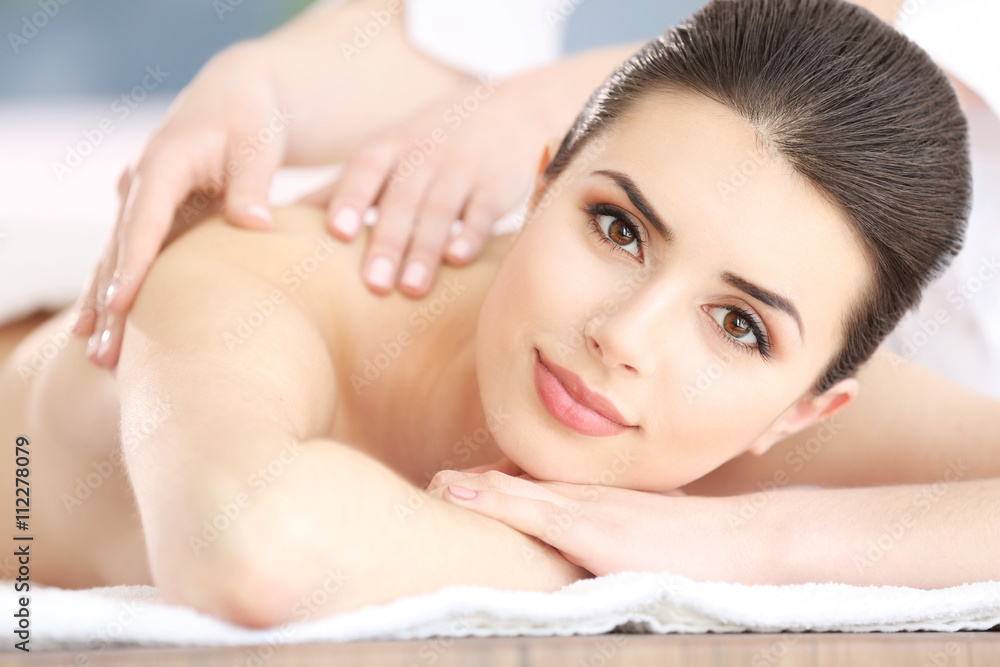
[3,631,998,666]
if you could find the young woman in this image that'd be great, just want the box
[3,0,997,629]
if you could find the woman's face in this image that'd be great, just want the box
[475,90,869,492]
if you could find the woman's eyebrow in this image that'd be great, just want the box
[591,169,804,341]
[591,169,673,243]
[722,272,805,341]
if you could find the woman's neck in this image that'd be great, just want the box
[332,229,519,487]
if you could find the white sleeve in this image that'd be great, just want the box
[884,0,1000,400]
[404,0,567,80]
[894,0,1000,118]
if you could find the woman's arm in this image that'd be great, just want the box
[691,347,1000,494]
[116,214,587,627]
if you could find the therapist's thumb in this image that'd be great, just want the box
[223,135,284,231]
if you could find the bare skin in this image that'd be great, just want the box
[0,208,516,590]
[4,200,998,597]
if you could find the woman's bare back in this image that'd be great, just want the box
[0,206,515,589]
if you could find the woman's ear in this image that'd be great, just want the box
[745,377,859,456]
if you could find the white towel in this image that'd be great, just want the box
[4,572,999,651]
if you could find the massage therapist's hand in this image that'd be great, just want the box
[426,468,761,581]
[69,0,478,369]
[295,74,555,298]
[68,42,292,366]
[295,40,649,298]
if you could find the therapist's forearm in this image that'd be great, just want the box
[765,477,1000,588]
[508,41,648,142]
[248,0,646,165]
[228,0,477,165]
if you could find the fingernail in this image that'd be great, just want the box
[448,485,477,501]
[87,333,100,357]
[105,282,119,307]
[246,204,273,229]
[68,309,82,333]
[96,329,112,360]
[366,256,395,290]
[448,237,472,261]
[333,207,360,237]
[401,261,427,290]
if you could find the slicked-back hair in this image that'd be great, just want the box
[541,0,971,394]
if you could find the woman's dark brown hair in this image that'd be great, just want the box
[541,0,971,393]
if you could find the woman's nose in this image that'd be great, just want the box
[584,277,680,376]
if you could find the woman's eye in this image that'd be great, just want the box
[709,306,758,346]
[585,204,644,260]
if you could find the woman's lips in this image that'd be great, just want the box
[533,349,635,437]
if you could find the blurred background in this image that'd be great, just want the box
[0,0,702,99]
[0,0,701,322]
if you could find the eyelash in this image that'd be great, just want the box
[582,201,772,360]
[582,202,648,262]
[714,305,772,360]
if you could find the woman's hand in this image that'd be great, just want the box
[426,469,767,583]
[295,73,555,299]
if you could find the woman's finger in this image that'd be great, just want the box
[398,171,471,296]
[426,457,525,493]
[443,481,582,552]
[325,142,396,242]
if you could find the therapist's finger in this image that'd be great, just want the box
[70,262,102,339]
[71,174,130,339]
[223,129,285,231]
[360,165,434,295]
[91,154,196,367]
[325,141,397,242]
[445,187,505,266]
[398,171,471,296]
